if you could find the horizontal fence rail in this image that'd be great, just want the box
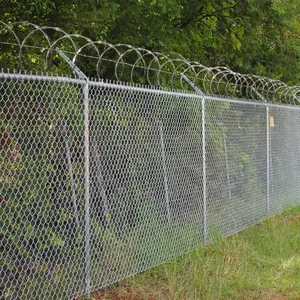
[1,71,300,299]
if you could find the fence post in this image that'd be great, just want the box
[83,81,91,295]
[266,105,270,215]
[223,137,232,204]
[250,88,270,216]
[57,48,91,297]
[158,121,171,224]
[202,96,207,243]
[180,74,207,243]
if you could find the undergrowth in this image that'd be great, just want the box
[91,206,300,299]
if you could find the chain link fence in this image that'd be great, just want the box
[1,71,300,299]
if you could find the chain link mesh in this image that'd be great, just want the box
[205,98,268,239]
[269,107,300,212]
[1,72,300,299]
[88,82,204,291]
[0,74,86,299]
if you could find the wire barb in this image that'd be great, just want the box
[1,21,300,104]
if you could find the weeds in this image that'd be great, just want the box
[93,206,300,299]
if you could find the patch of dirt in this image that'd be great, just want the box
[271,216,300,225]
[239,289,288,300]
[261,290,287,300]
[90,286,170,300]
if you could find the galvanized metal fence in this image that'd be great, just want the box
[2,71,300,299]
[1,21,300,299]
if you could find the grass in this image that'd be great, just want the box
[91,206,300,299]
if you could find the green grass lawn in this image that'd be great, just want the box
[91,206,300,299]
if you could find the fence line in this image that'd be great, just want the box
[1,69,300,299]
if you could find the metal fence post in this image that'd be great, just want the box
[266,105,270,214]
[250,88,270,216]
[83,81,91,295]
[223,137,232,203]
[202,96,207,243]
[57,48,91,296]
[181,74,207,243]
[158,121,171,224]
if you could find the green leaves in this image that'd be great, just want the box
[2,0,300,86]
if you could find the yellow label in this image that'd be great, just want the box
[269,116,275,128]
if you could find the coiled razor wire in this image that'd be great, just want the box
[1,21,300,104]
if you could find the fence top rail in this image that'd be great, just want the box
[2,69,300,111]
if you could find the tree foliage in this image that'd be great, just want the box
[2,0,300,84]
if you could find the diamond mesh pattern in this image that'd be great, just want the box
[0,75,86,299]
[88,83,204,290]
[206,98,268,239]
[1,72,300,299]
[269,107,300,213]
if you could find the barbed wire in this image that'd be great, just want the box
[1,21,300,104]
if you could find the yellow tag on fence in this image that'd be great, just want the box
[269,116,275,128]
